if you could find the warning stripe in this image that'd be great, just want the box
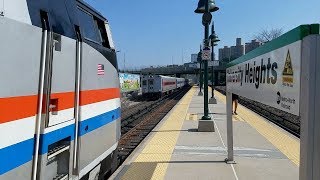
[0,88,120,124]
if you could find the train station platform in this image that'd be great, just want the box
[110,86,299,180]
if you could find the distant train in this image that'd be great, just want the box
[0,1,120,180]
[141,75,187,97]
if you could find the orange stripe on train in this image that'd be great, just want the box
[0,95,38,124]
[0,88,120,124]
[80,88,120,106]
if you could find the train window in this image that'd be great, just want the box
[94,18,111,48]
[105,24,115,49]
[77,8,101,44]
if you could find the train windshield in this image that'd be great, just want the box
[77,8,101,43]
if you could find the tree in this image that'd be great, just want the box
[254,28,283,43]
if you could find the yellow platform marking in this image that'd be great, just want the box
[233,115,245,122]
[186,113,198,121]
[121,87,196,180]
[214,89,300,166]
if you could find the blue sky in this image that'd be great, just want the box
[84,0,320,69]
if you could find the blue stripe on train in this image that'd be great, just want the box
[79,108,121,136]
[0,107,121,175]
[39,124,76,154]
[39,107,121,154]
[0,138,34,175]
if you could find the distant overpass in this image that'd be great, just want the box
[121,63,227,76]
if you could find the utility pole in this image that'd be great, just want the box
[181,48,184,65]
[123,53,126,72]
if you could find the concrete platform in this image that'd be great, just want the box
[110,87,299,180]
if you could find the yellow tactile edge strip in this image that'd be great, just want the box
[186,113,198,121]
[214,89,300,166]
[121,87,196,180]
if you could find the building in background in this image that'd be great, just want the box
[219,38,262,62]
[219,38,244,62]
[230,38,245,60]
[219,46,231,62]
[245,39,262,54]
[191,54,198,63]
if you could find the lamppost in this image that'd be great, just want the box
[195,0,219,126]
[209,23,220,103]
[197,45,203,96]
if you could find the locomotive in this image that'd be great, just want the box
[0,0,120,179]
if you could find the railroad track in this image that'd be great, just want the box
[120,94,162,123]
[215,86,300,137]
[117,86,191,164]
[121,101,155,123]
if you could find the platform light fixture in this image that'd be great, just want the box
[194,0,219,13]
[195,0,219,127]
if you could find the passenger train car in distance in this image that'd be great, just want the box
[176,78,186,89]
[141,75,186,97]
[0,0,121,180]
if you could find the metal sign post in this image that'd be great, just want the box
[299,34,320,180]
[200,45,212,121]
[226,91,234,162]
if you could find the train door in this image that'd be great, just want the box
[33,3,79,179]
[45,32,76,127]
[142,77,148,93]
[38,32,77,180]
[148,78,154,93]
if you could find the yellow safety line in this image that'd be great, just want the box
[214,89,300,166]
[233,115,245,122]
[121,87,196,180]
[186,113,190,120]
[186,113,198,121]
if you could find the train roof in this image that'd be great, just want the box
[159,75,176,79]
[142,75,185,79]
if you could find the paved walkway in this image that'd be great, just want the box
[111,87,299,180]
